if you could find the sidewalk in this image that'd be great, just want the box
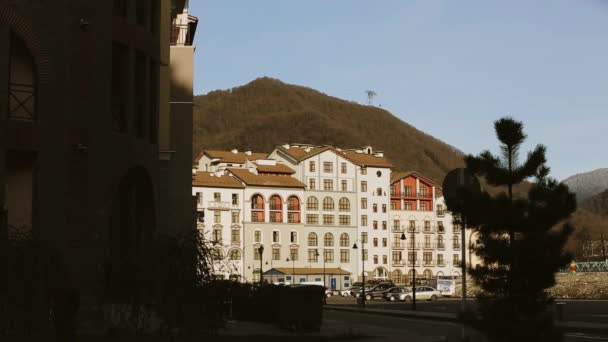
[324,305,608,335]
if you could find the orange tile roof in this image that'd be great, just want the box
[278,145,393,168]
[228,168,305,188]
[390,171,441,195]
[254,162,296,174]
[192,172,245,188]
[193,150,268,164]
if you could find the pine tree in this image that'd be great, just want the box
[461,117,576,341]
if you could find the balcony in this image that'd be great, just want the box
[392,260,405,267]
[392,243,405,250]
[453,244,461,250]
[436,227,446,234]
[436,211,445,217]
[436,243,445,250]
[423,260,435,266]
[422,227,434,234]
[406,227,420,233]
[423,243,435,250]
[418,192,433,199]
[407,243,421,250]
[392,225,404,233]
[407,261,420,267]
[208,201,231,210]
[437,261,446,267]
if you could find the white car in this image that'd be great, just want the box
[414,286,441,301]
[340,287,355,297]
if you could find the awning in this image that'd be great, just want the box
[263,267,352,276]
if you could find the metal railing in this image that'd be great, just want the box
[559,261,608,273]
[9,82,36,120]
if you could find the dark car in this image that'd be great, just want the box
[362,282,394,300]
[383,287,412,302]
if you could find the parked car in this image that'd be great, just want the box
[383,287,413,302]
[350,286,372,298]
[325,287,334,298]
[362,282,394,301]
[414,286,441,301]
[340,286,358,297]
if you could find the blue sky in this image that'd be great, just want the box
[189,0,608,180]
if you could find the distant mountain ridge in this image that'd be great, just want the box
[562,168,608,202]
[581,189,608,216]
[193,77,465,183]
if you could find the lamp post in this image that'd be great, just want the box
[258,245,264,284]
[403,230,417,310]
[352,241,365,307]
[315,249,326,287]
[286,257,294,284]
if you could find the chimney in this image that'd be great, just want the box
[304,147,311,152]
[231,149,238,154]
[374,152,384,157]
[245,150,252,156]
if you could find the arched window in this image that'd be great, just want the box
[407,269,417,284]
[9,32,37,120]
[287,196,300,223]
[452,236,460,248]
[307,196,318,210]
[229,249,242,260]
[308,232,318,246]
[392,269,403,284]
[338,197,350,211]
[437,235,444,248]
[324,233,334,247]
[423,269,433,279]
[322,197,334,211]
[269,195,282,222]
[251,194,265,222]
[211,249,223,261]
[339,233,350,247]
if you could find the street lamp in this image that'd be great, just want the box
[352,241,365,307]
[315,249,326,287]
[258,245,264,284]
[401,231,416,310]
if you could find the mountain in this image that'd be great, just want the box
[562,168,608,202]
[581,189,608,216]
[193,77,467,183]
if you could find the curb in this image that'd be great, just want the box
[324,305,608,334]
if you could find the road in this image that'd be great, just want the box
[324,309,608,342]
[327,295,608,324]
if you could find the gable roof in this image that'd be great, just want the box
[194,149,268,164]
[253,162,296,174]
[228,168,305,188]
[390,171,438,186]
[192,172,245,188]
[277,145,393,168]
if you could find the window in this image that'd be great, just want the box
[409,220,416,229]
[361,198,367,210]
[251,194,265,222]
[269,195,283,223]
[231,211,239,224]
[383,255,388,264]
[424,252,433,264]
[214,192,221,201]
[361,167,367,175]
[453,224,461,234]
[273,231,280,243]
[340,249,350,263]
[393,220,400,231]
[405,202,413,210]
[341,180,348,191]
[324,249,334,263]
[420,202,428,211]
[408,252,417,262]
[308,249,319,262]
[306,214,318,225]
[437,235,444,249]
[437,254,444,265]
[339,215,351,226]
[231,228,240,243]
[307,196,318,210]
[382,204,387,213]
[382,221,387,230]
[323,162,333,173]
[196,192,203,206]
[339,233,350,247]
[309,161,316,172]
[287,196,300,223]
[362,249,368,261]
[361,215,368,226]
[404,186,412,196]
[254,230,261,243]
[308,233,318,246]
[453,254,460,265]
[361,232,368,243]
[393,234,403,248]
[254,249,261,261]
[229,249,241,261]
[382,238,387,247]
[420,187,427,197]
[213,227,222,243]
[322,197,334,210]
[438,221,445,232]
[273,248,280,261]
[373,221,378,230]
[338,197,350,211]
[373,204,378,213]
[214,211,221,224]
[290,231,298,243]
[290,248,299,261]
[361,181,367,192]
[424,221,431,231]
[437,204,444,216]
[111,42,128,131]
[323,179,333,191]
[324,233,334,246]
[232,194,239,205]
[390,201,396,210]
[373,255,378,264]
[309,178,316,190]
[453,236,460,249]
[392,251,402,262]
[373,238,378,247]
[376,188,383,196]
[323,215,335,225]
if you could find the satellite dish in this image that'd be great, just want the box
[442,168,481,214]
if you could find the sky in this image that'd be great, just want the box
[188,0,608,180]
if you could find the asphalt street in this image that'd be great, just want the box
[324,309,608,342]
[327,295,608,324]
